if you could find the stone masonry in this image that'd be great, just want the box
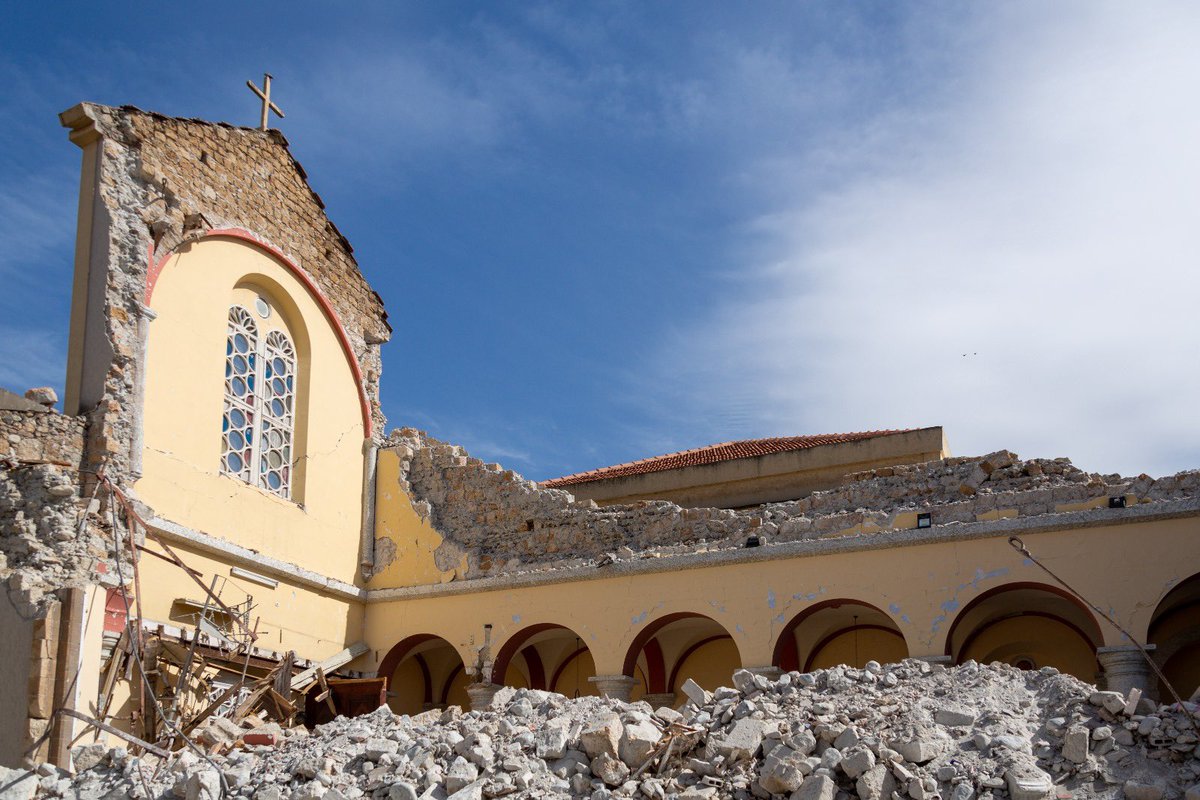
[382,428,1200,581]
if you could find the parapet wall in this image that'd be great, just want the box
[382,428,1200,582]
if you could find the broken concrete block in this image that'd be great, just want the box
[445,758,478,794]
[680,678,709,706]
[793,774,837,800]
[0,766,36,800]
[70,743,107,773]
[839,746,876,778]
[1124,782,1165,800]
[618,719,661,767]
[1062,726,1089,764]
[580,712,623,760]
[889,735,943,764]
[934,706,975,727]
[590,752,629,787]
[856,764,897,800]
[1005,762,1053,800]
[535,725,570,760]
[713,718,767,762]
[758,745,807,793]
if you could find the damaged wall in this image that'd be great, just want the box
[368,428,1200,585]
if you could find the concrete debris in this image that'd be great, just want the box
[37,660,1199,800]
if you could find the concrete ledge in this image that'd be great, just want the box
[147,516,367,602]
[366,496,1200,603]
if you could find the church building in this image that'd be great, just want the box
[0,103,1197,769]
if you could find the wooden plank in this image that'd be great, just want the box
[60,709,170,758]
[290,642,368,691]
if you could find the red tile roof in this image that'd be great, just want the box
[543,430,914,487]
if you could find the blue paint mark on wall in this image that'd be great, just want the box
[736,624,745,633]
[888,603,901,615]
[901,614,912,624]
[511,614,521,624]
[632,610,648,625]
[941,599,960,613]
[767,590,776,610]
[774,614,785,624]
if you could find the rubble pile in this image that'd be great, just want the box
[27,661,1200,800]
[379,430,1200,581]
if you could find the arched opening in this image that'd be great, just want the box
[622,613,740,706]
[491,624,599,699]
[773,600,908,672]
[945,583,1102,682]
[376,635,468,715]
[1148,572,1200,701]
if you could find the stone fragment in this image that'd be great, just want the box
[934,707,975,727]
[680,679,709,706]
[833,727,859,750]
[71,743,108,773]
[759,746,807,793]
[366,738,399,761]
[536,725,570,760]
[839,747,876,779]
[1123,783,1164,800]
[387,784,418,800]
[23,387,57,406]
[185,769,222,800]
[590,752,630,787]
[0,767,36,800]
[856,764,897,800]
[1062,726,1089,764]
[713,718,767,762]
[792,774,837,800]
[619,719,662,767]
[1184,785,1200,800]
[889,735,943,764]
[1005,762,1053,800]
[581,712,623,760]
[195,715,243,748]
[446,782,483,800]
[445,758,478,793]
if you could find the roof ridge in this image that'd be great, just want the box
[543,429,915,487]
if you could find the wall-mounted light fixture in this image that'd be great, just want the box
[745,535,761,548]
[1108,496,1127,509]
[916,513,932,529]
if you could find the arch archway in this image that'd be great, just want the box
[622,613,740,705]
[773,600,907,672]
[1148,572,1200,701]
[945,583,1102,682]
[376,634,469,715]
[491,624,600,699]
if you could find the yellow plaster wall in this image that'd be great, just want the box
[137,237,366,585]
[133,538,365,661]
[369,449,462,588]
[363,517,1200,684]
[960,616,1098,682]
[808,628,908,671]
[671,638,741,693]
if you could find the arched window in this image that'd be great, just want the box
[220,304,296,499]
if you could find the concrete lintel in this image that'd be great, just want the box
[147,516,366,602]
[366,496,1200,604]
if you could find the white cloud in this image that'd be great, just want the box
[651,2,1200,477]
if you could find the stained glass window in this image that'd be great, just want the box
[220,304,296,499]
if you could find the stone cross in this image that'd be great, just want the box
[246,73,285,131]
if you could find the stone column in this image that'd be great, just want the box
[640,692,678,710]
[588,675,636,701]
[465,682,502,711]
[1097,646,1155,697]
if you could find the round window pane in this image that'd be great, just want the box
[229,431,244,450]
[272,378,286,396]
[267,472,282,490]
[271,399,285,416]
[255,297,271,318]
[226,452,243,473]
[234,334,249,353]
[232,377,246,397]
[268,451,282,468]
[229,408,245,427]
[273,357,286,375]
[269,430,282,447]
[233,355,248,374]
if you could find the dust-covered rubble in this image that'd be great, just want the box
[24,661,1200,800]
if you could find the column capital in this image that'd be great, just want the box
[588,674,637,701]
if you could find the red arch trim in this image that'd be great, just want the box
[771,599,903,670]
[621,612,738,677]
[942,581,1104,658]
[146,229,373,438]
[668,634,733,692]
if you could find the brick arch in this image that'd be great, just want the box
[772,598,907,672]
[147,228,372,437]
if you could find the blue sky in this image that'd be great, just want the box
[2,2,1198,480]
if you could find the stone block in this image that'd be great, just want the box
[1005,762,1053,800]
[580,712,623,760]
[856,765,896,800]
[791,774,836,800]
[1061,726,1089,764]
[713,718,767,762]
[619,719,662,767]
[759,746,808,794]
